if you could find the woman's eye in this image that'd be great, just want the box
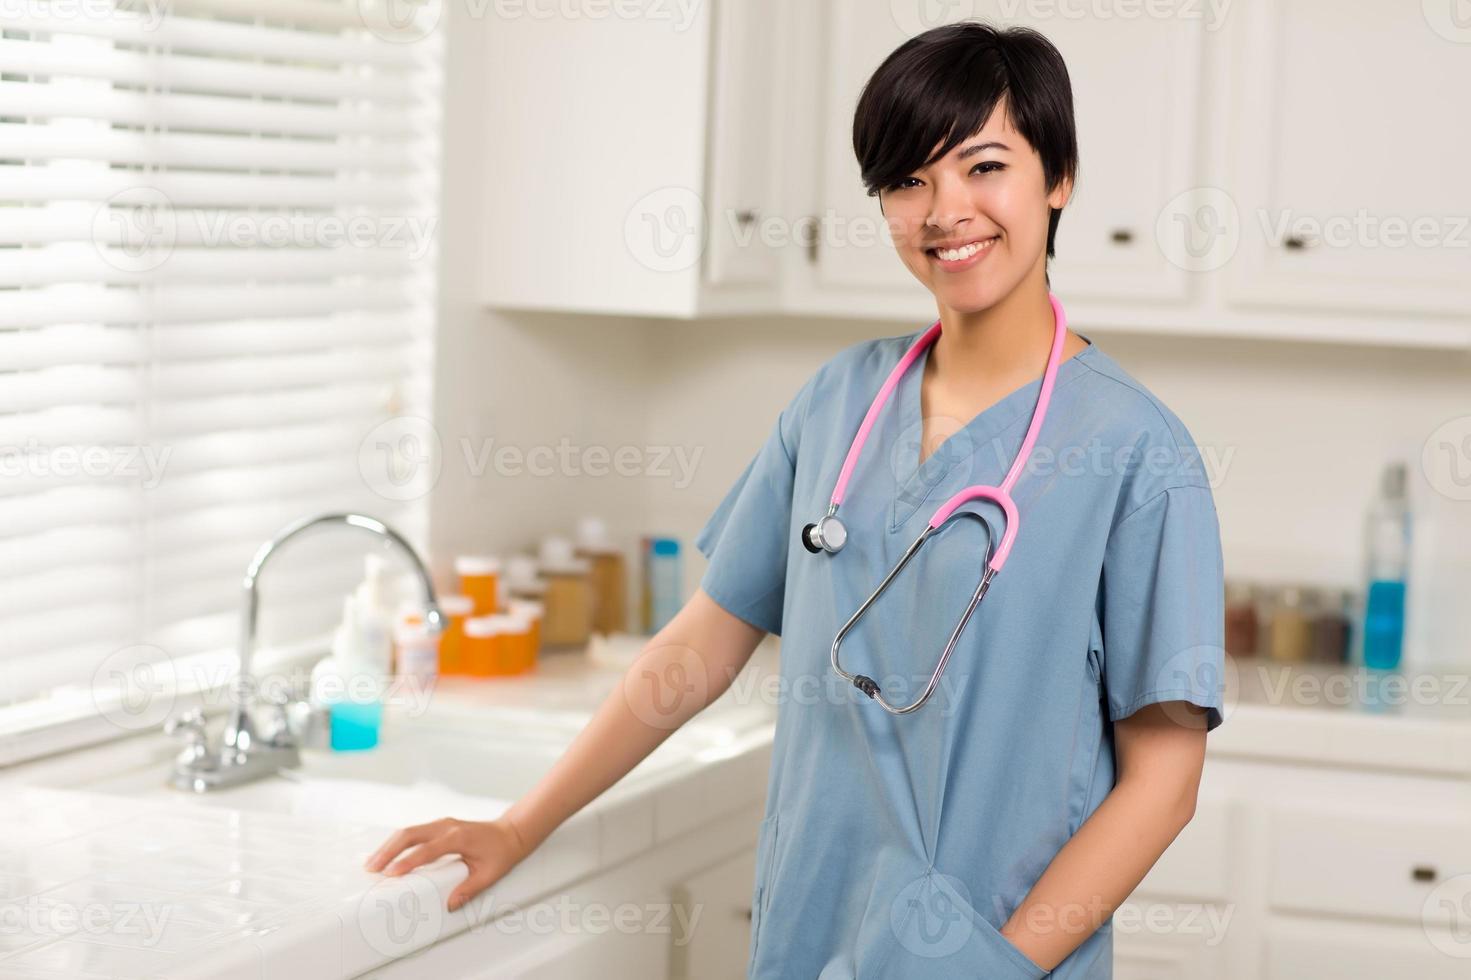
[890,162,1003,191]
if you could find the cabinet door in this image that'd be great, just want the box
[704,0,781,288]
[481,8,713,317]
[668,847,757,980]
[1225,0,1471,317]
[1264,919,1471,980]
[814,5,1202,303]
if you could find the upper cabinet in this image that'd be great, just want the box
[1223,0,1471,319]
[480,0,781,318]
[480,1,1471,349]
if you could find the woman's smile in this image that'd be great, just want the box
[926,234,1001,272]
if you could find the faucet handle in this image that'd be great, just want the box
[165,708,214,770]
[261,692,296,748]
[165,707,206,740]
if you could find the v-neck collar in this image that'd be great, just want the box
[888,330,1098,530]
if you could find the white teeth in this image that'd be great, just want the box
[935,238,996,261]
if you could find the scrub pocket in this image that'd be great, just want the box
[749,812,780,965]
[865,854,1050,980]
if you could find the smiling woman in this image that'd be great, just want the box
[367,21,1225,980]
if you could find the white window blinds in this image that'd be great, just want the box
[0,1,443,705]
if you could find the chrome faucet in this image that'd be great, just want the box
[167,513,444,793]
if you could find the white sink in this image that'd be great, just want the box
[75,703,754,828]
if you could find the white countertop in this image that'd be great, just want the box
[1209,654,1471,776]
[0,643,780,979]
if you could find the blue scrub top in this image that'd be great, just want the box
[695,327,1227,979]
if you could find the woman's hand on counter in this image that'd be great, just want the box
[364,815,531,911]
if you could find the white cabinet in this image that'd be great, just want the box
[1224,0,1471,320]
[1116,750,1471,979]
[479,0,781,318]
[809,3,1204,306]
[668,847,757,980]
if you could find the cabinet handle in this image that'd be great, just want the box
[735,208,759,228]
[1412,865,1437,883]
[806,215,821,264]
[1282,234,1312,250]
[741,905,753,921]
[1109,228,1135,245]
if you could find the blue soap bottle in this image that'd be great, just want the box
[1362,462,1411,670]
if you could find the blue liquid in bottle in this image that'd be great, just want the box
[1362,579,1406,670]
[1361,462,1410,671]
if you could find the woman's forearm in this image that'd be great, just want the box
[1000,702,1208,970]
[998,774,1194,969]
[501,588,766,853]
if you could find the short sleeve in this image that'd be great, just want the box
[693,380,812,637]
[1098,484,1227,732]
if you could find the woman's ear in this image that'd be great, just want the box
[1048,175,1074,211]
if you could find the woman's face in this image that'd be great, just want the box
[878,100,1070,312]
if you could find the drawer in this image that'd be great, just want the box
[1269,804,1471,923]
[1135,793,1233,902]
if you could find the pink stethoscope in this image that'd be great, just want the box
[806,291,1071,714]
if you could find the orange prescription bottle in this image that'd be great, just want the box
[508,599,544,672]
[434,595,474,675]
[456,556,502,617]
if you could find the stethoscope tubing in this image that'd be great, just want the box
[819,292,1071,714]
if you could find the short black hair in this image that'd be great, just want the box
[852,21,1079,261]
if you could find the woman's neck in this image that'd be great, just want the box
[929,286,1078,394]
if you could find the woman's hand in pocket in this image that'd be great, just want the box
[364,816,531,911]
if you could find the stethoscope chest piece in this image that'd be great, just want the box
[801,513,847,554]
